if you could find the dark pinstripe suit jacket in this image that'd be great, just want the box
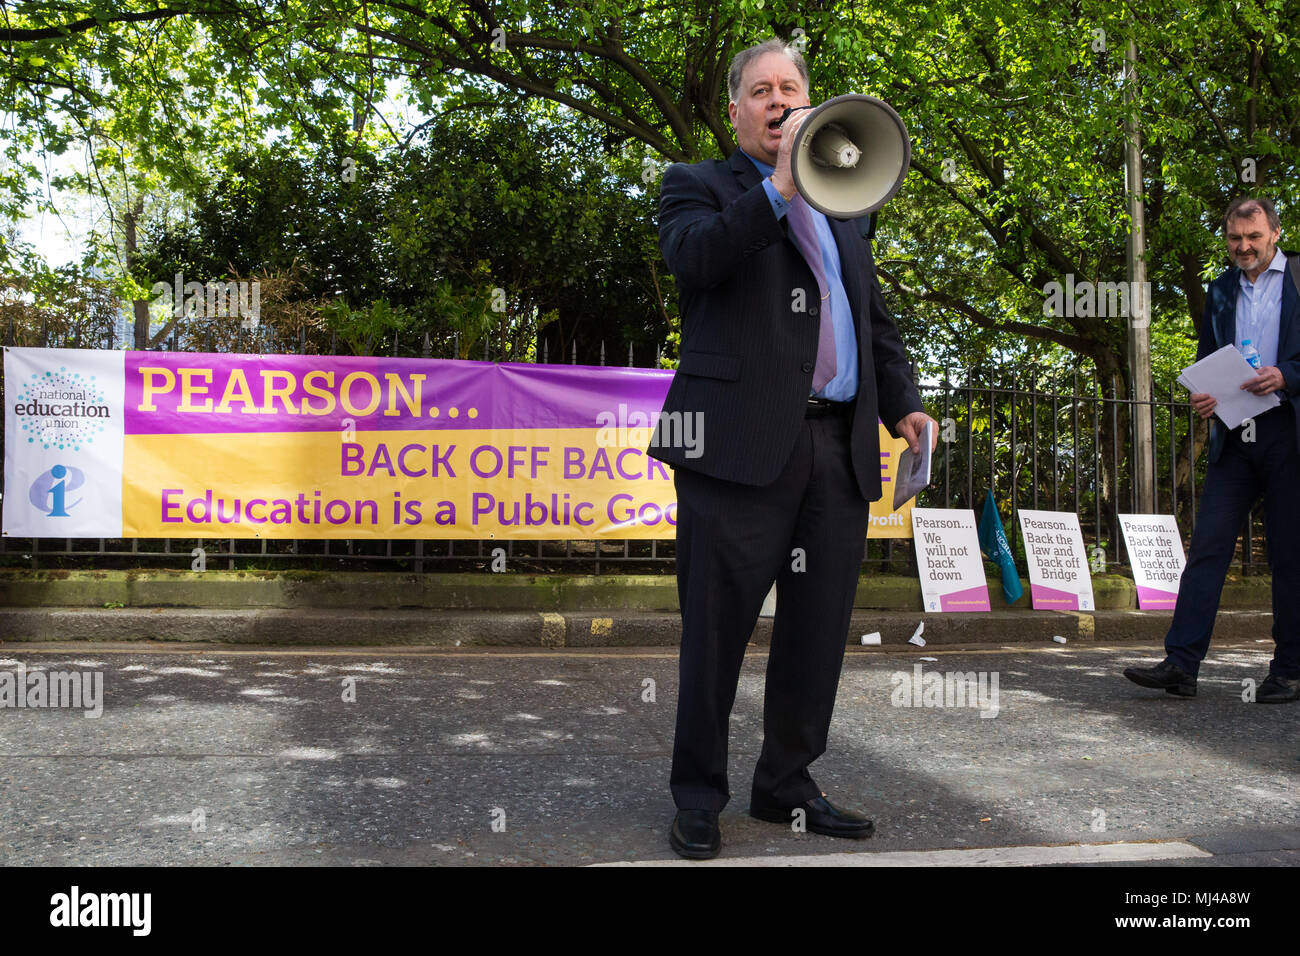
[649,148,923,502]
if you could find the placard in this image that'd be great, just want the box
[1017,509,1094,611]
[911,508,991,612]
[1118,514,1186,609]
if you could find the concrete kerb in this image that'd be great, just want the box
[0,607,1272,647]
[0,570,1274,646]
[0,571,681,611]
[0,569,1275,612]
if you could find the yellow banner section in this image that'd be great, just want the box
[123,426,914,539]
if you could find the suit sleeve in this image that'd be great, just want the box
[863,238,924,435]
[1280,349,1300,396]
[1279,273,1300,395]
[1196,284,1225,448]
[1195,284,1217,365]
[658,161,786,291]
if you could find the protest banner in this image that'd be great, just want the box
[4,348,918,540]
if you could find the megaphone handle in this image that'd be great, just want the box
[777,105,816,127]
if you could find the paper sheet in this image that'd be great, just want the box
[1177,345,1279,430]
[893,420,933,511]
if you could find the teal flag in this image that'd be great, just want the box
[978,490,1024,605]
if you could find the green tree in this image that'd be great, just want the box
[131,103,669,361]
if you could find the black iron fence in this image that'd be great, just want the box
[0,333,1270,576]
[916,367,1245,575]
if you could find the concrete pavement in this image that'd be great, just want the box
[0,638,1296,866]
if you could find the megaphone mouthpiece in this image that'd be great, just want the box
[809,123,861,169]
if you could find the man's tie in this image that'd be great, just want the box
[786,194,838,392]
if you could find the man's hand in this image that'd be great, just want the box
[770,110,808,200]
[895,411,939,455]
[1190,393,1217,420]
[1240,365,1285,395]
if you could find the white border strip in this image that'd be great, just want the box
[595,840,1211,867]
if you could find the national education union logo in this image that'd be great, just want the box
[12,366,111,450]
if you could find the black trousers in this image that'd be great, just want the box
[669,407,870,812]
[1165,403,1300,678]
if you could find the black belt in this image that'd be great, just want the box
[805,397,853,418]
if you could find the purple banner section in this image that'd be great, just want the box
[1135,585,1178,610]
[1030,583,1081,610]
[124,352,675,435]
[939,585,992,613]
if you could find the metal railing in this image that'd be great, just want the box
[914,365,1251,574]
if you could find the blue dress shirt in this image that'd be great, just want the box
[742,150,860,401]
[1236,249,1286,371]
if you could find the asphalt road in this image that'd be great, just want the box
[0,639,1296,866]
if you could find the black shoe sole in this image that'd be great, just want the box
[809,822,875,839]
[749,806,875,839]
[1256,695,1300,703]
[1124,668,1196,696]
[669,832,720,859]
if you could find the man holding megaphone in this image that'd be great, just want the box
[651,36,937,859]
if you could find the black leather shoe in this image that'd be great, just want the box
[1257,674,1300,703]
[670,809,721,859]
[1123,659,1197,697]
[749,792,875,839]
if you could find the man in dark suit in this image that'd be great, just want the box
[649,37,936,859]
[1125,197,1300,702]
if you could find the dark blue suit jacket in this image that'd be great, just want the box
[649,149,922,502]
[1200,249,1300,463]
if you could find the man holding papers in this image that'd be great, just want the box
[1125,197,1300,702]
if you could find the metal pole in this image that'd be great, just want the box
[1125,33,1155,512]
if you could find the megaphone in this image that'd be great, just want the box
[780,94,911,219]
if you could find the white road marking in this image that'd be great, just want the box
[595,840,1212,867]
[0,643,1246,660]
